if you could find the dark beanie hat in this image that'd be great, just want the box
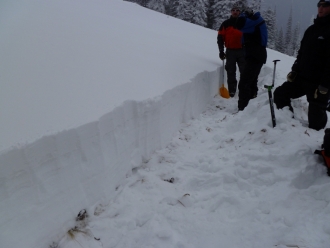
[318,0,330,7]
[318,0,330,3]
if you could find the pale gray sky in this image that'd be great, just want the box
[262,0,318,33]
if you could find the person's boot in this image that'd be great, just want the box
[327,99,330,112]
[228,85,237,98]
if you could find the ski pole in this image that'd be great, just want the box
[264,60,280,128]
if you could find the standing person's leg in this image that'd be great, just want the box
[236,50,245,74]
[250,61,263,99]
[225,49,238,97]
[305,83,329,131]
[238,58,263,110]
[236,49,245,93]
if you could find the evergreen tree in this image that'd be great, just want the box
[276,28,285,53]
[206,0,216,29]
[291,23,301,57]
[147,0,168,13]
[171,0,191,21]
[127,0,149,7]
[189,0,207,27]
[212,0,232,30]
[285,6,293,56]
[140,0,150,7]
[241,0,248,10]
[273,6,278,50]
[250,0,262,12]
[263,6,276,49]
[165,0,174,16]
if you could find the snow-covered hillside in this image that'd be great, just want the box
[1,0,330,248]
[0,0,221,151]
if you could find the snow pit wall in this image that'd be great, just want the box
[0,68,220,248]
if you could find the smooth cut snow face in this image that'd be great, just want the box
[1,0,221,247]
[2,0,330,248]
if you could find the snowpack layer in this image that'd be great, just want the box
[0,0,302,247]
[0,0,222,247]
[0,69,218,248]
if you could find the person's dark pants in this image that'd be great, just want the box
[225,49,245,95]
[274,79,328,131]
[238,57,263,110]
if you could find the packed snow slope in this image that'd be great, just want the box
[0,0,220,152]
[2,0,330,248]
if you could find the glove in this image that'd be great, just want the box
[287,71,297,82]
[219,51,226,60]
[314,85,328,99]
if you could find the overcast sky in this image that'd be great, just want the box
[262,0,318,33]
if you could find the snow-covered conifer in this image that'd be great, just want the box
[206,0,216,29]
[212,0,232,30]
[171,0,191,21]
[276,28,285,53]
[291,23,301,57]
[285,6,293,56]
[147,0,168,13]
[263,6,276,49]
[249,0,262,12]
[189,0,208,27]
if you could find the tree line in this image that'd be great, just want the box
[125,0,301,57]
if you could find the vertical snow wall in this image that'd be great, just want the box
[0,69,220,248]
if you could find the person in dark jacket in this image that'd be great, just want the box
[274,0,330,131]
[236,7,268,111]
[217,1,245,97]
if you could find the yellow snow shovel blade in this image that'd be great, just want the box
[220,84,230,98]
[219,59,230,98]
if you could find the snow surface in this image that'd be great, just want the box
[0,0,219,152]
[1,0,330,248]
